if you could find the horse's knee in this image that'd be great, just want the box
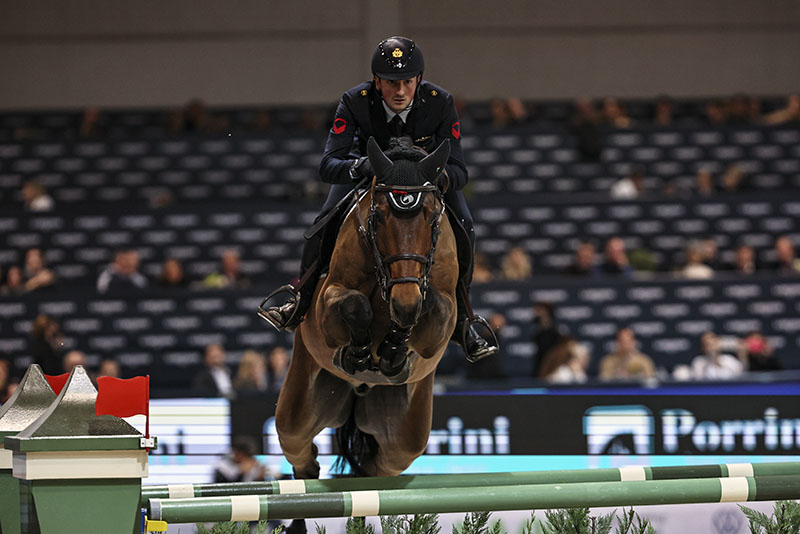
[338,292,372,335]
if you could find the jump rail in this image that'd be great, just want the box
[140,461,800,505]
[148,474,800,523]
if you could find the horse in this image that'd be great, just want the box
[274,137,458,479]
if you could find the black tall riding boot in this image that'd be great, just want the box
[453,283,500,363]
[263,232,323,331]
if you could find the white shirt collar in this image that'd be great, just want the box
[381,100,412,123]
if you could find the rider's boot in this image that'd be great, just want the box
[264,233,322,332]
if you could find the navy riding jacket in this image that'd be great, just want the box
[319,80,469,191]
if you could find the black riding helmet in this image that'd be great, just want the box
[371,36,424,80]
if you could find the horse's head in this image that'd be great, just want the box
[365,137,449,329]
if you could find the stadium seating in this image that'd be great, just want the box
[1,100,798,390]
[1,277,798,389]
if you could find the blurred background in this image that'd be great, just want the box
[1,3,799,532]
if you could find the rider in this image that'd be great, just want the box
[262,36,498,362]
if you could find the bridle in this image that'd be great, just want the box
[356,182,445,302]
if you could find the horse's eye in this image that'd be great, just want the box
[374,210,387,225]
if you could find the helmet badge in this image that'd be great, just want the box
[392,48,403,58]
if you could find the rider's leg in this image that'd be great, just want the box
[265,184,354,331]
[445,190,500,362]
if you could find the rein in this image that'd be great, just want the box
[356,182,444,302]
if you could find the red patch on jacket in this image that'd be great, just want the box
[451,121,461,140]
[333,117,347,134]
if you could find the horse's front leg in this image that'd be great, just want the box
[376,322,411,377]
[321,283,373,374]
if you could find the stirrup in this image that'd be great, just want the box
[461,315,500,363]
[257,284,299,331]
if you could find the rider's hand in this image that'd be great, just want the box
[349,156,373,182]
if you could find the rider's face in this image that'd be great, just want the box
[375,75,420,113]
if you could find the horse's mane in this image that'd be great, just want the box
[380,136,428,187]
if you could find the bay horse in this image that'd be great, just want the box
[274,137,458,478]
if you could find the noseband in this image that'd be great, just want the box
[357,182,444,302]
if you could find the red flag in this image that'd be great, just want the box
[45,373,69,395]
[95,376,150,419]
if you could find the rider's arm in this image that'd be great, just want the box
[319,92,361,185]
[437,93,469,191]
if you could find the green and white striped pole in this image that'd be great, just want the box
[148,474,800,524]
[140,461,800,506]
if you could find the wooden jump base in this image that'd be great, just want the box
[147,474,800,523]
[140,461,800,505]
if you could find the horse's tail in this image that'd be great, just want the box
[333,406,378,477]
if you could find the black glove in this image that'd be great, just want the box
[349,156,373,182]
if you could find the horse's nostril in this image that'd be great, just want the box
[390,297,421,328]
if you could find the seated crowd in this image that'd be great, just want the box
[1,94,799,397]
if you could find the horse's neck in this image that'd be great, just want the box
[329,189,374,282]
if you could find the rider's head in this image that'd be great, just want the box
[372,36,424,114]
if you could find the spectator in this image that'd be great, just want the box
[727,94,751,124]
[771,236,800,275]
[1,265,25,295]
[601,97,631,128]
[30,314,63,375]
[489,97,511,129]
[720,163,747,192]
[97,358,121,378]
[741,331,780,372]
[570,98,604,162]
[499,246,532,281]
[691,332,744,380]
[531,302,565,378]
[706,99,727,124]
[762,94,800,125]
[540,338,590,384]
[0,359,11,403]
[21,179,54,212]
[680,241,714,279]
[79,107,104,137]
[203,249,251,289]
[610,165,645,199]
[653,95,673,126]
[507,97,531,126]
[23,248,56,292]
[472,252,494,284]
[157,258,188,288]
[729,243,758,275]
[214,435,275,483]
[599,328,656,381]
[267,347,290,392]
[233,349,268,394]
[192,343,233,397]
[695,169,716,196]
[97,250,149,293]
[699,237,720,271]
[747,95,763,122]
[63,350,87,374]
[250,108,274,132]
[184,98,211,133]
[602,237,634,278]
[563,240,599,276]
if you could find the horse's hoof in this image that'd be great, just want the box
[343,347,371,375]
[285,519,307,534]
[380,354,412,383]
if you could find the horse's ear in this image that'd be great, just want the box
[367,137,394,181]
[418,139,450,182]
